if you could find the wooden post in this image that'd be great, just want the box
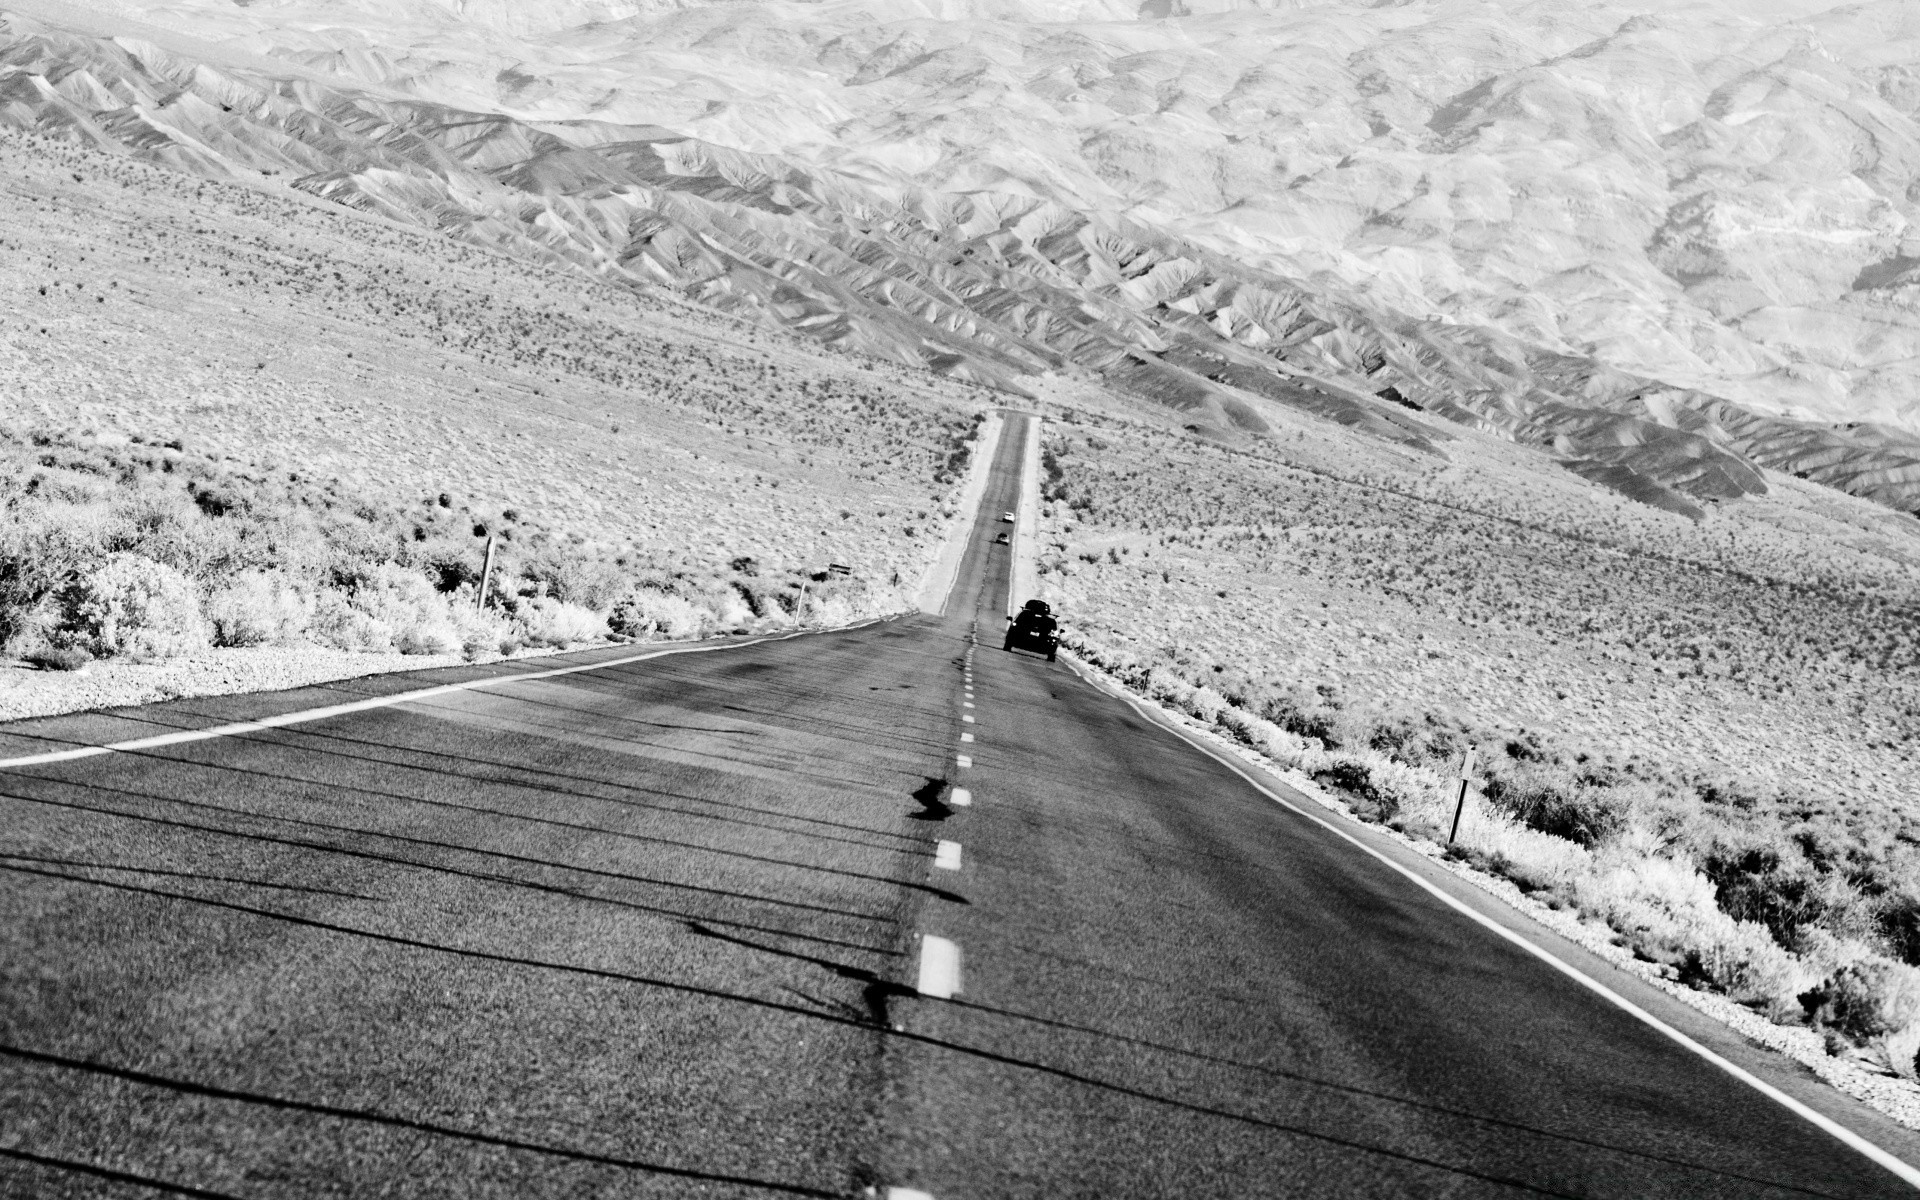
[476,535,498,609]
[1448,746,1477,844]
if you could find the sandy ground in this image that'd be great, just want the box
[0,645,504,724]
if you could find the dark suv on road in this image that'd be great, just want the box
[1003,599,1058,661]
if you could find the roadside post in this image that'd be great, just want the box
[1448,746,1477,845]
[476,535,498,609]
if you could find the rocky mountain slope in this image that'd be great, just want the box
[4,0,1920,521]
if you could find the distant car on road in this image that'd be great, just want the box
[1004,598,1057,661]
[993,531,1010,544]
[1001,511,1016,523]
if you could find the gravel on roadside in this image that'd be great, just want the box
[0,644,535,724]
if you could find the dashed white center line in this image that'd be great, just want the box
[934,840,962,870]
[917,935,962,998]
[887,1189,937,1200]
[960,732,974,742]
[963,701,974,708]
[950,787,972,807]
[962,715,974,723]
[956,754,972,768]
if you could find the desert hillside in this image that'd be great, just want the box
[7,0,1920,521]
[0,116,1002,721]
[0,120,993,570]
[1028,372,1920,1085]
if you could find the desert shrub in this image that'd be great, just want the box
[1258,691,1338,746]
[1185,684,1230,725]
[308,590,392,652]
[347,563,448,645]
[1313,759,1397,821]
[1573,851,1729,967]
[50,553,208,659]
[418,543,481,594]
[1483,763,1630,847]
[715,588,754,631]
[0,512,100,647]
[516,597,608,647]
[1703,841,1838,949]
[1373,713,1465,768]
[22,644,90,671]
[393,621,460,656]
[319,517,405,591]
[519,546,626,610]
[207,572,310,647]
[1875,892,1920,968]
[1802,959,1920,1076]
[609,589,711,641]
[429,597,513,659]
[104,487,260,585]
[1454,809,1594,894]
[1679,920,1810,1019]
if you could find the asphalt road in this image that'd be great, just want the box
[4,413,1920,1198]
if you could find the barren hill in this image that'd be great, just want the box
[0,118,995,614]
[5,0,1920,522]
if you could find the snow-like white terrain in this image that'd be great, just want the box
[6,0,1920,513]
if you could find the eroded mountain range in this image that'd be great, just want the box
[5,0,1920,520]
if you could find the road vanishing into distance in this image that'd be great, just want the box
[6,414,1920,1199]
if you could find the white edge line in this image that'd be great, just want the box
[0,618,893,771]
[1066,656,1920,1191]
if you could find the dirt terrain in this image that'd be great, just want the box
[0,125,993,594]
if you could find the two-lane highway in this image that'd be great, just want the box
[4,412,1920,1197]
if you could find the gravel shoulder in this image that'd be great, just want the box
[0,644,558,725]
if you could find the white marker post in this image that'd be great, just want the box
[1448,746,1477,844]
[475,535,498,609]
